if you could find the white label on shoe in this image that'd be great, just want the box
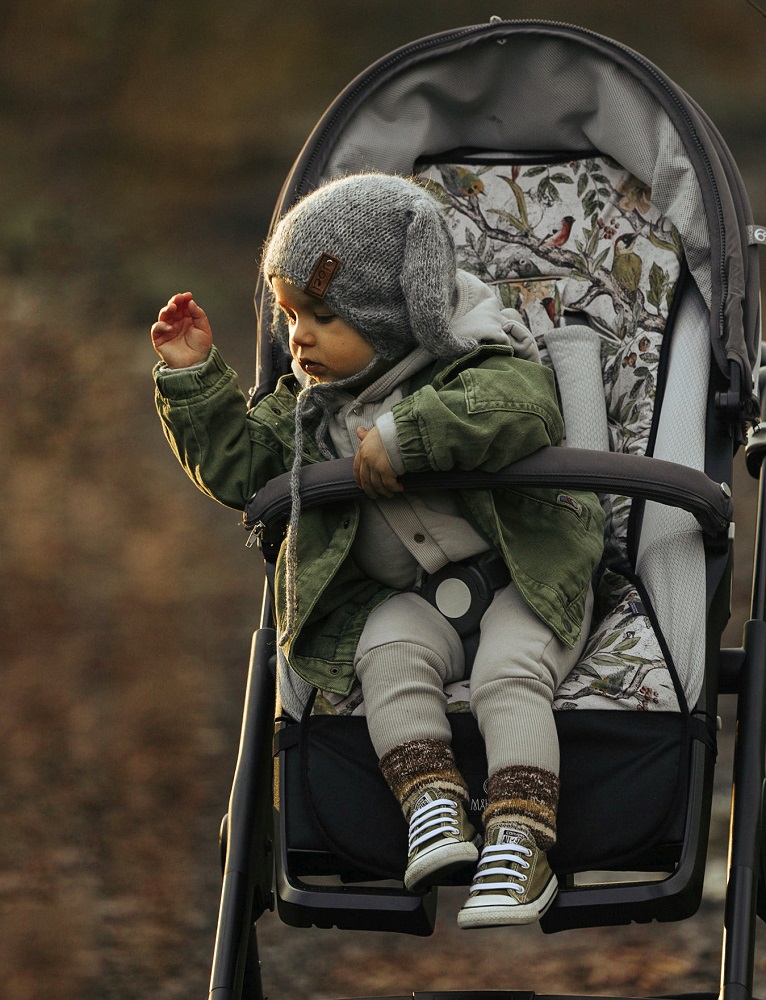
[498,828,522,845]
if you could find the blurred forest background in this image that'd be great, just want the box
[2,2,766,998]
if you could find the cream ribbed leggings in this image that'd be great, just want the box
[354,582,593,776]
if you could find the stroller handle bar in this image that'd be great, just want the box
[244,446,733,547]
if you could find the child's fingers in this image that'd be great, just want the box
[352,449,365,489]
[353,454,401,499]
[382,471,404,494]
[187,299,212,330]
[353,451,376,498]
[158,292,194,322]
[375,466,403,497]
[158,300,182,323]
[353,426,402,497]
[150,320,176,346]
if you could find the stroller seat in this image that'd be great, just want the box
[208,19,763,1000]
[308,150,691,721]
[270,149,716,930]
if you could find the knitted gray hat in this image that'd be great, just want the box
[263,173,472,360]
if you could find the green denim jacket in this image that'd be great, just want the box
[155,344,605,695]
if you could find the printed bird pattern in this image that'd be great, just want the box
[418,155,681,556]
[418,156,682,346]
[314,155,686,719]
[543,215,575,247]
[611,232,643,296]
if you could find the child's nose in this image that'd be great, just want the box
[291,320,316,346]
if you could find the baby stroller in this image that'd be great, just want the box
[207,18,764,1000]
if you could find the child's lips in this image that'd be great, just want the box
[299,358,325,376]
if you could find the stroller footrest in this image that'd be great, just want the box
[275,858,438,935]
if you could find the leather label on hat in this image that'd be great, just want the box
[304,252,343,300]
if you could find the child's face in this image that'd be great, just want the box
[273,277,376,383]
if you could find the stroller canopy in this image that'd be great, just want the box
[257,20,760,425]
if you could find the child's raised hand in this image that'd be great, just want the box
[353,427,404,499]
[151,292,213,369]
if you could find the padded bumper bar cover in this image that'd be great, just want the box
[244,447,733,546]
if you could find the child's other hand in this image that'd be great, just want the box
[151,292,213,369]
[353,427,404,499]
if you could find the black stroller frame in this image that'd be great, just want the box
[206,20,765,1000]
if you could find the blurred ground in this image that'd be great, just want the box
[1,2,766,998]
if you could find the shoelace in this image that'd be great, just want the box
[408,798,460,853]
[471,842,532,894]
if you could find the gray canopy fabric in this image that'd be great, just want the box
[257,21,759,418]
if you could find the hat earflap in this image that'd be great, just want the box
[265,281,292,358]
[400,199,475,358]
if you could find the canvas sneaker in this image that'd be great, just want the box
[404,788,481,892]
[457,825,558,928]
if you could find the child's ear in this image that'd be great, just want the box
[400,200,473,357]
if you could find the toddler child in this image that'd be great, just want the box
[151,173,604,927]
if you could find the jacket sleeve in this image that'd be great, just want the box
[391,351,564,474]
[154,346,289,510]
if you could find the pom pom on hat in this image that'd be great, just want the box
[263,173,474,360]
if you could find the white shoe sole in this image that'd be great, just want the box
[404,838,480,892]
[457,874,558,928]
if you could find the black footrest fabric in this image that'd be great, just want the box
[282,710,689,879]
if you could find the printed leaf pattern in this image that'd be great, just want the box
[553,570,680,712]
[313,156,684,717]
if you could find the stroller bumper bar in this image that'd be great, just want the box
[244,446,733,549]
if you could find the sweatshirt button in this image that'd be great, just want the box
[414,533,425,543]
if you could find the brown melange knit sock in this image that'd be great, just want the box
[379,738,469,819]
[482,765,559,850]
